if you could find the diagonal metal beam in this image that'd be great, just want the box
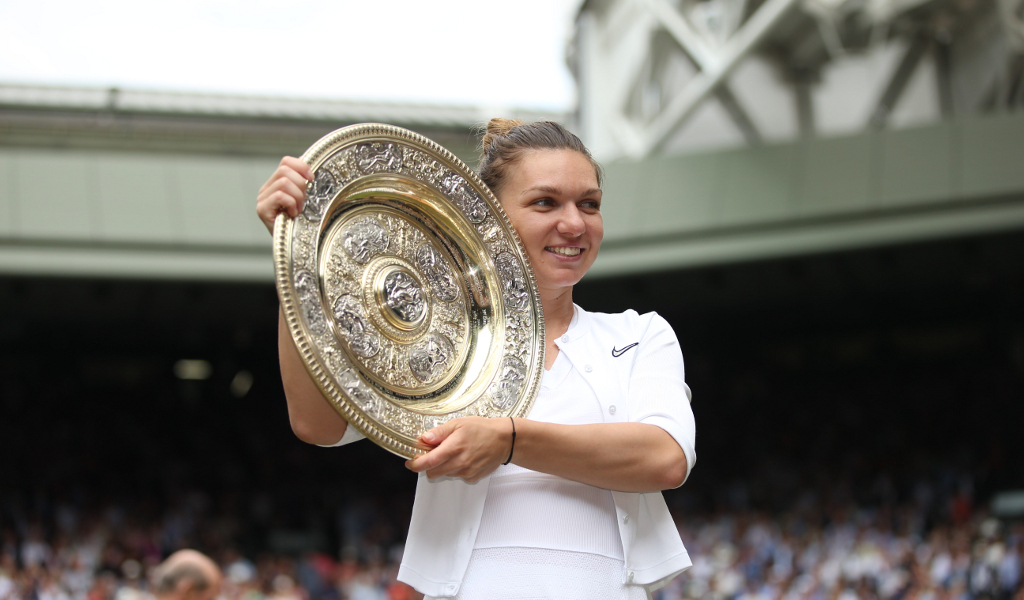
[794,72,816,138]
[612,4,665,124]
[640,0,718,69]
[715,85,763,144]
[935,38,954,117]
[628,0,800,156]
[641,0,763,145]
[869,35,930,128]
[997,0,1024,51]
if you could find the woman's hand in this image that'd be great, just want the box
[256,157,314,233]
[405,417,515,483]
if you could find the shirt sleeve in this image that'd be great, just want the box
[628,312,696,485]
[316,423,366,448]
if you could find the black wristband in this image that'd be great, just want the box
[502,417,517,465]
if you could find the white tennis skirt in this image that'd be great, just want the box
[425,547,651,600]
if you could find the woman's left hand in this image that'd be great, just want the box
[405,417,515,483]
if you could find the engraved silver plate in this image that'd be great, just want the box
[274,124,545,459]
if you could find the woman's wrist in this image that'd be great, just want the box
[502,417,517,465]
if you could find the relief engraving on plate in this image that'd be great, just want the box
[338,368,379,416]
[403,149,445,187]
[415,243,459,303]
[494,252,529,312]
[441,172,488,223]
[294,269,328,336]
[304,169,337,219]
[408,334,456,384]
[295,269,319,300]
[488,356,526,410]
[341,216,389,264]
[303,300,328,337]
[332,295,381,358]
[356,142,404,174]
[383,271,425,323]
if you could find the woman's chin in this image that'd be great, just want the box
[534,272,587,293]
[528,254,598,294]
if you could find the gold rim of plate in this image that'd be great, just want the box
[273,123,545,459]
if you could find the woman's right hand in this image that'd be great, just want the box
[404,417,514,483]
[256,156,314,233]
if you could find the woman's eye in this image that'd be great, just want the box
[534,198,554,207]
[581,201,601,211]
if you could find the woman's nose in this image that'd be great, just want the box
[557,205,586,236]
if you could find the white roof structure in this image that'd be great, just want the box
[0,84,569,282]
[2,81,1023,283]
[0,83,566,130]
[571,0,1024,160]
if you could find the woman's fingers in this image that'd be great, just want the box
[270,177,307,209]
[419,421,457,447]
[256,189,301,232]
[423,455,486,482]
[256,157,312,233]
[256,191,296,230]
[280,156,313,181]
[405,417,508,481]
[260,163,310,196]
[406,446,458,478]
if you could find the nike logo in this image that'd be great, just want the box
[611,343,638,357]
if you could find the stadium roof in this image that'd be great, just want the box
[0,83,566,130]
[2,83,1023,283]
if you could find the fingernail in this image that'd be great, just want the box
[422,432,436,443]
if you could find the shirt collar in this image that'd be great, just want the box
[553,304,591,346]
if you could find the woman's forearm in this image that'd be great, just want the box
[278,309,349,445]
[512,420,687,493]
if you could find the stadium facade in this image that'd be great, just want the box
[1,2,1023,598]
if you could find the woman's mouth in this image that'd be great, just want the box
[545,246,582,257]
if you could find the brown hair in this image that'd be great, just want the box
[477,119,603,195]
[153,562,211,595]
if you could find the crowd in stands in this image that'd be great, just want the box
[2,472,1021,600]
[661,503,1022,600]
[3,269,1021,600]
[0,492,417,600]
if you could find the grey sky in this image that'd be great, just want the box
[0,0,581,111]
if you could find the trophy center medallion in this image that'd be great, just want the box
[379,267,426,329]
[361,256,433,344]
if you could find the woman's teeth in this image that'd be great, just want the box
[546,247,581,256]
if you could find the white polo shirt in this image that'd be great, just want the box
[330,306,697,597]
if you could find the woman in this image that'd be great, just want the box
[256,120,696,599]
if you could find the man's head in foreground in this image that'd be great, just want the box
[152,550,222,600]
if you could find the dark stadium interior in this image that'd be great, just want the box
[2,228,1023,592]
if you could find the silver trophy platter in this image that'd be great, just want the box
[274,124,545,458]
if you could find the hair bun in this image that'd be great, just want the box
[476,118,601,193]
[482,118,525,153]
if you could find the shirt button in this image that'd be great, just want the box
[623,514,630,524]
[628,570,635,582]
[445,584,457,594]
[561,335,570,343]
[609,405,617,415]
[584,364,593,373]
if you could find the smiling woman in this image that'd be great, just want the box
[497,150,603,312]
[254,120,697,599]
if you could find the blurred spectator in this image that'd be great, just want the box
[1,469,1021,600]
[152,550,221,600]
[656,505,1024,600]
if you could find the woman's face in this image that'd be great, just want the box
[496,149,603,293]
